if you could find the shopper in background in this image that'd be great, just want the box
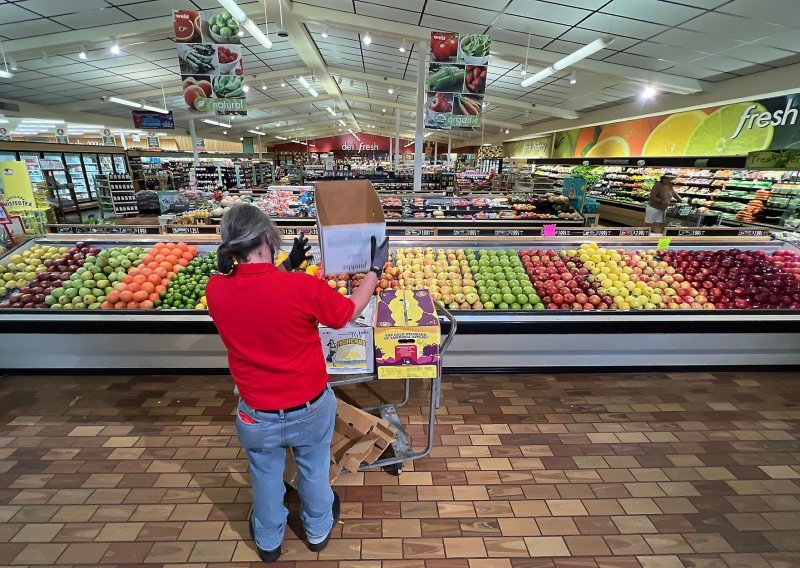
[645,173,683,234]
[205,204,389,563]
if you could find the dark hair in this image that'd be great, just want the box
[217,204,282,274]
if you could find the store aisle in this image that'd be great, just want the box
[0,371,798,567]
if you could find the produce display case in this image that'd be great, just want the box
[1,234,799,371]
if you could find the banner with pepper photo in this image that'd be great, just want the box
[173,9,247,116]
[426,31,490,130]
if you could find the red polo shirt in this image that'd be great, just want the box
[206,263,354,410]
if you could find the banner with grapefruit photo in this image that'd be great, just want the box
[552,93,800,159]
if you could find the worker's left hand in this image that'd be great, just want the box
[285,233,312,270]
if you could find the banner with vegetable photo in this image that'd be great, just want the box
[173,9,247,117]
[427,31,490,130]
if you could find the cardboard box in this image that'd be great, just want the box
[284,398,396,488]
[316,179,385,274]
[319,298,376,375]
[374,289,441,380]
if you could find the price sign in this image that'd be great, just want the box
[542,224,557,237]
[280,227,318,236]
[620,228,650,237]
[738,228,769,237]
[657,237,671,250]
[165,225,219,235]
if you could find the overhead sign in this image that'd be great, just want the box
[503,135,553,159]
[173,8,247,117]
[552,92,800,159]
[102,135,115,146]
[55,127,69,144]
[745,148,800,169]
[147,136,161,150]
[426,31,490,131]
[132,110,176,130]
[195,137,206,151]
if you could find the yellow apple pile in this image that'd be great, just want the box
[579,242,709,310]
[394,247,481,310]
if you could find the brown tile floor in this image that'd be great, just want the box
[0,371,799,567]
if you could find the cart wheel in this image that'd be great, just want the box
[388,463,403,476]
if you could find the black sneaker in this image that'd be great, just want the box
[249,509,281,563]
[307,492,340,552]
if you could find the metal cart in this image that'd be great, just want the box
[329,302,457,475]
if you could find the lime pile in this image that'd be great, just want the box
[159,252,217,310]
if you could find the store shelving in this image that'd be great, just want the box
[96,174,139,217]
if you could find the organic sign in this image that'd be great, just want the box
[426,31,490,131]
[552,92,800,159]
[173,8,247,117]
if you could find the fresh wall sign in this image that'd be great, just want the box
[503,135,553,159]
[425,31,490,131]
[173,8,247,117]
[551,93,800,158]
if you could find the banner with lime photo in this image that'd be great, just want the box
[173,9,246,117]
[426,31,490,131]
[551,92,800,159]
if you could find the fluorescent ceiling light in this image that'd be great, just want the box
[307,87,318,97]
[142,105,168,114]
[69,123,104,129]
[404,140,415,148]
[0,70,14,80]
[248,129,265,135]
[217,0,248,22]
[22,118,65,124]
[0,119,8,124]
[242,18,272,50]
[203,118,231,128]
[297,75,311,89]
[275,135,287,140]
[521,37,611,88]
[338,119,346,126]
[156,133,168,137]
[107,96,142,109]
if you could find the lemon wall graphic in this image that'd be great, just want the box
[685,103,773,156]
[642,110,707,156]
[586,136,630,157]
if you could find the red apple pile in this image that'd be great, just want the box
[521,248,599,310]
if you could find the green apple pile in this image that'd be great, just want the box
[159,252,216,310]
[46,246,145,310]
[0,245,67,297]
[474,249,544,310]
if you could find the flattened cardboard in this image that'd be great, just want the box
[284,398,396,488]
[316,179,386,274]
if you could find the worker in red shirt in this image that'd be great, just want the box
[206,204,388,562]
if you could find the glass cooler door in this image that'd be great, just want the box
[63,153,90,202]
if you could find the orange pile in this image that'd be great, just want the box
[101,242,196,309]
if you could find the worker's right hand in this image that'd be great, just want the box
[369,236,390,276]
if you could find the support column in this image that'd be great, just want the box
[257,134,263,185]
[387,131,393,168]
[447,136,452,165]
[413,39,427,191]
[434,141,438,166]
[189,119,200,167]
[395,111,401,171]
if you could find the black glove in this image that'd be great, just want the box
[283,233,312,271]
[369,236,390,276]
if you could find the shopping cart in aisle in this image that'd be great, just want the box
[329,301,457,475]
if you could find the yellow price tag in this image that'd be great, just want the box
[657,237,671,250]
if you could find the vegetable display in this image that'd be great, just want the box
[182,44,215,74]
[208,12,240,39]
[428,93,453,113]
[212,75,244,98]
[431,32,459,61]
[460,34,490,58]
[464,65,487,94]
[427,65,465,92]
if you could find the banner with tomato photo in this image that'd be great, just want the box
[426,31,490,130]
[173,9,247,116]
[551,92,800,159]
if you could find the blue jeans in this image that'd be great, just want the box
[235,386,336,550]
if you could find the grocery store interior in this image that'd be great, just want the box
[1,0,800,566]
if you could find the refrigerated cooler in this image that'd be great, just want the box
[82,154,101,199]
[113,155,127,174]
[62,153,90,202]
[19,153,45,184]
[1,234,799,371]
[99,154,114,175]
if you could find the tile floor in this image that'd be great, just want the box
[0,371,798,567]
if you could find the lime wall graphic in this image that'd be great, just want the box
[552,93,800,158]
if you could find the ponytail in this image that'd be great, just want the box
[217,243,236,275]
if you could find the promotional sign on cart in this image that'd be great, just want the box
[426,31,490,131]
[173,9,247,116]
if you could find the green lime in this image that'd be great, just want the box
[684,102,773,156]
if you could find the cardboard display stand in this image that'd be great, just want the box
[316,179,386,274]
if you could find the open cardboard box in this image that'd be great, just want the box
[284,398,396,488]
[316,179,386,275]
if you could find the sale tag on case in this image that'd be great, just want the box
[542,224,557,237]
[657,237,671,250]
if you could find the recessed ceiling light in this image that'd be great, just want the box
[321,24,329,38]
[243,85,250,92]
[642,85,657,99]
[569,71,577,85]
[78,46,87,60]
[399,39,407,53]
[382,108,386,113]
[387,87,394,94]
[237,30,244,37]
[110,42,121,55]
[261,83,267,90]
[281,80,286,87]
[8,57,17,72]
[362,33,372,45]
[223,130,228,134]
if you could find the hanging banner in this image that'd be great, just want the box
[426,31,489,131]
[132,111,176,130]
[173,9,247,117]
[552,92,800,158]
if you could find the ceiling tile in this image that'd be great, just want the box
[759,30,800,53]
[650,28,745,52]
[506,0,591,26]
[425,0,499,26]
[719,0,800,26]
[600,0,703,25]
[0,19,70,39]
[117,1,175,19]
[690,55,766,73]
[721,43,796,65]
[0,3,38,22]
[294,0,354,12]
[578,13,668,39]
[17,0,111,17]
[681,12,787,42]
[625,42,710,64]
[494,14,570,38]
[354,1,421,25]
[419,14,485,35]
[55,7,135,28]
